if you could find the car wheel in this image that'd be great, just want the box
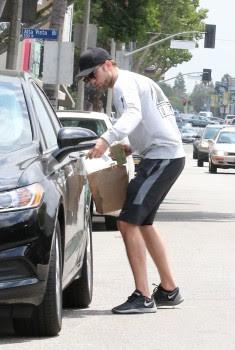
[197,159,204,167]
[63,216,93,308]
[209,160,217,173]
[193,149,198,159]
[13,222,62,336]
[105,215,118,230]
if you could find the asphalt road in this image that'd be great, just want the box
[1,144,235,349]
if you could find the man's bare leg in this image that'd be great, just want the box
[117,220,150,297]
[140,225,176,291]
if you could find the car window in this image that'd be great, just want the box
[217,132,235,144]
[30,84,58,149]
[0,80,32,153]
[203,127,220,139]
[32,83,61,133]
[60,118,107,137]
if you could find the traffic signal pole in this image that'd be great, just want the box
[123,31,203,57]
[122,25,215,58]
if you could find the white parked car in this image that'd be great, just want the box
[57,110,135,229]
[208,126,235,173]
[224,114,235,125]
[199,111,213,118]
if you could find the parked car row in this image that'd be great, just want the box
[192,123,235,173]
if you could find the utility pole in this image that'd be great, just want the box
[106,38,116,116]
[6,0,23,69]
[76,0,90,110]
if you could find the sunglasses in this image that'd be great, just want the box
[82,64,103,83]
[83,71,96,83]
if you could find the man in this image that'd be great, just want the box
[78,47,185,314]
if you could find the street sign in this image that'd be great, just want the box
[22,28,58,40]
[170,40,196,49]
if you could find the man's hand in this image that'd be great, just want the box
[122,144,132,156]
[86,138,109,159]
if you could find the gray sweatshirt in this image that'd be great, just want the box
[102,69,185,159]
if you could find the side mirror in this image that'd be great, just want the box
[53,127,97,161]
[207,139,214,144]
[57,127,97,148]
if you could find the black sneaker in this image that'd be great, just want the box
[152,284,184,307]
[112,289,157,314]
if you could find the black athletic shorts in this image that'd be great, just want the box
[118,157,185,225]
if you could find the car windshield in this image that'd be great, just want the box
[0,78,32,154]
[182,127,193,132]
[203,127,221,139]
[217,132,235,144]
[60,117,107,137]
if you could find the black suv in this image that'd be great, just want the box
[0,71,97,336]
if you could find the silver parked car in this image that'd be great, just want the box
[180,126,199,143]
[208,127,235,173]
[194,124,226,166]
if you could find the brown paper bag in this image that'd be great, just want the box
[87,165,128,214]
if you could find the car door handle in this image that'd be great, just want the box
[69,155,80,161]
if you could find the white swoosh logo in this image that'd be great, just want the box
[144,300,153,307]
[168,292,178,300]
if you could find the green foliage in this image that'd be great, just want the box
[173,73,186,96]
[190,82,214,112]
[159,80,185,112]
[73,0,208,70]
[132,0,207,74]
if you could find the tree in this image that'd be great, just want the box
[73,0,207,75]
[190,82,214,112]
[173,73,186,96]
[131,0,207,75]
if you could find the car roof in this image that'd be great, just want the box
[218,126,235,132]
[57,110,111,122]
[204,124,224,128]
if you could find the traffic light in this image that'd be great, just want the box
[202,69,212,82]
[204,24,216,48]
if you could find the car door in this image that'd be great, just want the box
[29,82,87,281]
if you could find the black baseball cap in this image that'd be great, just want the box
[77,47,112,79]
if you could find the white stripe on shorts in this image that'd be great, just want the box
[133,159,170,205]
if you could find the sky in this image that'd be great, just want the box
[164,0,235,93]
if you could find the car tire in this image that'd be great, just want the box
[105,215,118,231]
[197,159,204,167]
[209,160,217,173]
[63,216,93,308]
[13,222,62,337]
[193,149,198,159]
